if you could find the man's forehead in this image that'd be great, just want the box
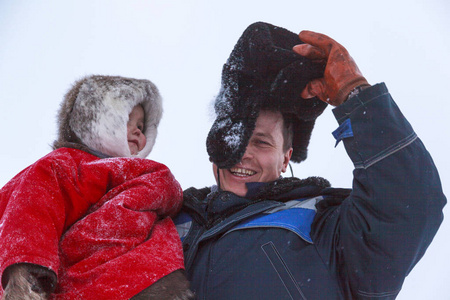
[253,112,284,139]
[256,111,284,129]
[252,131,276,140]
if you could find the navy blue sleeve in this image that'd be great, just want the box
[312,83,447,299]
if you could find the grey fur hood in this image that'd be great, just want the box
[53,75,162,158]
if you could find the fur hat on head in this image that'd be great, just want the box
[53,75,162,158]
[206,22,328,169]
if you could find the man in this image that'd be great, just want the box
[175,22,446,299]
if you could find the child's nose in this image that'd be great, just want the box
[132,126,142,136]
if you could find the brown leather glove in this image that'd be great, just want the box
[131,269,195,300]
[293,30,370,106]
[1,263,56,300]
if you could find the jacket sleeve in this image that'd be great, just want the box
[0,149,102,283]
[311,83,447,299]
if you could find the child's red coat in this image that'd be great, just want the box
[0,148,184,299]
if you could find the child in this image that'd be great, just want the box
[0,75,192,299]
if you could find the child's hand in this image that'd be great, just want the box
[131,269,195,300]
[1,264,55,300]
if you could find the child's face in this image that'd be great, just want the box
[127,105,146,155]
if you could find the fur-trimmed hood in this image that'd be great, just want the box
[53,75,163,158]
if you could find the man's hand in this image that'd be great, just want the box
[1,264,55,300]
[131,269,195,300]
[293,30,369,106]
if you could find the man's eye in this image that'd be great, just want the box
[256,140,270,145]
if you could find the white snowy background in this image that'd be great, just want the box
[1,0,449,298]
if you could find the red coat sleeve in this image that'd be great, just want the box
[0,148,103,280]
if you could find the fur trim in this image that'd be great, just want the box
[182,176,332,228]
[53,75,162,158]
[183,176,331,204]
[250,176,331,200]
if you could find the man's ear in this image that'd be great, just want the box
[281,148,293,173]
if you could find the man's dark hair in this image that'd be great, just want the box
[281,113,294,152]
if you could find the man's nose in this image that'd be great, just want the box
[241,147,253,160]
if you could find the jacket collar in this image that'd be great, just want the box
[183,176,332,228]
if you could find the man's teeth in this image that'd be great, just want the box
[230,168,256,176]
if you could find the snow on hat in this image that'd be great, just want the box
[53,75,162,158]
[207,22,327,169]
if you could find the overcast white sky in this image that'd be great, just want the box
[1,0,449,298]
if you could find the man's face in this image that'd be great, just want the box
[213,110,293,197]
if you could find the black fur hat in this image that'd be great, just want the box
[207,22,327,169]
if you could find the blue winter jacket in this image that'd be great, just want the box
[175,83,446,299]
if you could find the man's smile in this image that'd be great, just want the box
[229,167,256,177]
